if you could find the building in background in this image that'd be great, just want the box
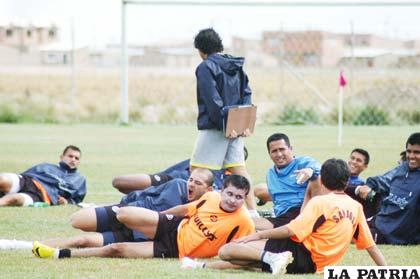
[0,23,58,51]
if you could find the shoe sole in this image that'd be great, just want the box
[271,252,294,275]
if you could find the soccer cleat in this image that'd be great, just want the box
[180,257,205,269]
[269,251,294,275]
[32,241,57,259]
[256,198,267,206]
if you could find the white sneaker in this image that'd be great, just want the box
[0,239,33,250]
[269,251,294,275]
[181,257,205,269]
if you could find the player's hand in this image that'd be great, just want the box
[233,232,262,244]
[357,186,372,200]
[228,129,238,139]
[294,168,314,184]
[57,196,68,205]
[241,128,251,137]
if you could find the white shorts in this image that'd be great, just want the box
[190,130,245,170]
[0,173,21,193]
[0,173,34,206]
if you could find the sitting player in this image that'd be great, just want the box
[182,159,387,275]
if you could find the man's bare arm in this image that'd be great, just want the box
[366,245,387,266]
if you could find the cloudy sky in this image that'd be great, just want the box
[1,0,419,47]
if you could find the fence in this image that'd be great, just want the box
[0,1,419,127]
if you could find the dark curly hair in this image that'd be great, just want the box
[194,28,224,55]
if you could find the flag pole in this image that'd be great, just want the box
[338,70,346,147]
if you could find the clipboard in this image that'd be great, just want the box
[223,105,257,138]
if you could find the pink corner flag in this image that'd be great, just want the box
[339,71,347,87]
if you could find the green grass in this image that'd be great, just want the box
[0,124,419,278]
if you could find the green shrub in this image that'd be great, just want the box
[276,105,321,125]
[398,110,420,125]
[352,105,390,126]
[0,106,21,123]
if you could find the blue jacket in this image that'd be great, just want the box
[121,178,188,210]
[267,156,320,217]
[21,161,86,205]
[195,53,252,130]
[345,175,380,218]
[371,162,420,245]
[158,159,225,190]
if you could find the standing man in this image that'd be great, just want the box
[0,145,86,206]
[253,133,321,230]
[190,28,257,214]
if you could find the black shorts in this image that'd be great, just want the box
[266,207,300,228]
[149,173,173,186]
[262,238,316,274]
[95,205,135,245]
[18,176,44,203]
[153,213,183,258]
[367,216,387,244]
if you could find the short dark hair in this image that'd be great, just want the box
[351,148,370,165]
[266,133,290,151]
[399,150,407,162]
[406,132,420,147]
[194,28,224,55]
[320,158,350,191]
[62,145,81,156]
[193,168,214,187]
[222,174,250,195]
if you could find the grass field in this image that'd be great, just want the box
[0,123,419,278]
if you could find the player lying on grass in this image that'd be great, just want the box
[33,174,255,259]
[181,158,387,275]
[0,145,86,207]
[0,168,213,250]
[112,147,248,194]
[47,168,214,248]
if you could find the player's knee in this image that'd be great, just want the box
[112,177,122,190]
[70,212,85,230]
[0,175,11,192]
[115,207,131,223]
[218,243,236,260]
[105,243,127,257]
[72,236,92,247]
[253,185,264,198]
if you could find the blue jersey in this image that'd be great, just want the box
[267,156,320,217]
[348,175,365,186]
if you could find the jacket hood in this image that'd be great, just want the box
[207,54,244,75]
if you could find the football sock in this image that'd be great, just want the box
[58,248,71,259]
